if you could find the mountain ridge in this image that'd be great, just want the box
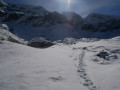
[0,0,120,41]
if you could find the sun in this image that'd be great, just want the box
[68,0,70,10]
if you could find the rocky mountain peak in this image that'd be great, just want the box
[62,12,83,27]
[0,0,8,11]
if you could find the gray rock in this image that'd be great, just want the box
[3,12,24,22]
[28,37,54,47]
[97,50,109,60]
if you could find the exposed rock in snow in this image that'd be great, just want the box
[0,24,26,44]
[28,37,54,47]
[62,38,78,45]
[97,50,109,60]
[96,50,118,62]
[0,24,9,30]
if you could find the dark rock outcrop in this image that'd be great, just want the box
[20,11,67,27]
[28,37,54,47]
[0,9,6,17]
[3,12,24,22]
[0,0,8,11]
[81,13,120,32]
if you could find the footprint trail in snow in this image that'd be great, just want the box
[72,47,99,90]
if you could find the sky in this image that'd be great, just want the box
[4,0,120,17]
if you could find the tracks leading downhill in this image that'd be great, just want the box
[76,49,98,90]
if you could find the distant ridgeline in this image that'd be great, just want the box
[0,0,120,41]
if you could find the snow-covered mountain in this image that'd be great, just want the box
[0,0,120,41]
[81,13,120,32]
[7,3,49,15]
[0,24,26,44]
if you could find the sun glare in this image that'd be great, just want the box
[68,0,70,11]
[57,0,72,11]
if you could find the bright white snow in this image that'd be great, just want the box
[0,36,120,90]
[0,41,87,90]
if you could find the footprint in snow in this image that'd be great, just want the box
[49,76,64,82]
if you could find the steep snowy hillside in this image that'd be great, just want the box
[0,24,26,44]
[0,36,120,90]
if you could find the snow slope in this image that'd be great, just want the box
[71,37,120,90]
[0,24,26,44]
[0,36,120,90]
[0,41,87,90]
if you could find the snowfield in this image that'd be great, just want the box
[0,37,120,90]
[0,0,120,90]
[0,41,87,90]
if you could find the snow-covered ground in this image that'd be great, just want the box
[0,37,120,90]
[71,37,120,90]
[0,41,87,90]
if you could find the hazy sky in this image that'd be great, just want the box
[4,0,120,17]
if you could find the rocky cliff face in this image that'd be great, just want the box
[0,0,8,11]
[20,11,67,27]
[81,13,120,32]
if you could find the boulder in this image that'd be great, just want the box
[62,38,77,45]
[28,37,54,47]
[97,50,109,60]
[0,24,9,30]
[7,36,21,44]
